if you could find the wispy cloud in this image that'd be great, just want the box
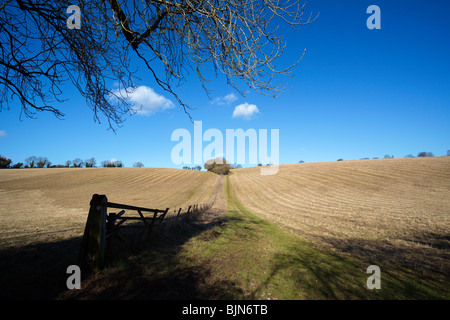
[112,85,174,116]
[0,130,7,138]
[212,93,238,105]
[232,103,260,120]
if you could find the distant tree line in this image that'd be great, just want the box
[183,166,202,171]
[342,151,440,162]
[0,155,146,169]
[1,149,448,170]
[100,160,123,167]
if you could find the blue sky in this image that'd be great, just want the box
[1,0,449,168]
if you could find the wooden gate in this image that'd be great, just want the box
[78,194,169,274]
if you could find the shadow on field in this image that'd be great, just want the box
[0,208,241,300]
[0,236,82,299]
[264,247,367,299]
[318,233,450,277]
[65,208,243,299]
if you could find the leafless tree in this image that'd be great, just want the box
[24,155,37,168]
[72,157,84,167]
[85,157,96,167]
[0,0,317,130]
[133,161,144,167]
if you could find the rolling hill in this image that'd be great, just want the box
[0,167,220,248]
[229,157,450,275]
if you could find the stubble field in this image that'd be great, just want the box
[0,167,220,249]
[229,157,450,276]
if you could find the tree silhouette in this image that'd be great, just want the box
[24,156,38,168]
[418,152,433,157]
[0,155,12,168]
[133,161,144,168]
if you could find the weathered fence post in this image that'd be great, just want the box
[79,194,108,275]
[159,208,170,226]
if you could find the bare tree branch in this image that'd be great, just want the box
[0,0,317,130]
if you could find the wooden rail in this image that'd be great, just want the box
[107,202,168,213]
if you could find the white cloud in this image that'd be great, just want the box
[113,85,174,116]
[212,93,238,105]
[232,103,260,120]
[0,130,7,138]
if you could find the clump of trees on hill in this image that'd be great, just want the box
[181,160,243,173]
[24,156,51,168]
[101,160,124,167]
[204,157,231,175]
[417,152,434,157]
